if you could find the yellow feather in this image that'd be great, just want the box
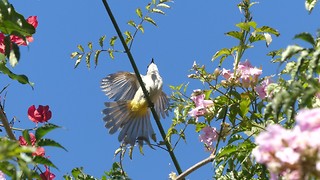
[128,100,148,117]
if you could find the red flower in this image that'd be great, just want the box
[26,16,38,28]
[9,16,38,46]
[19,133,36,146]
[40,166,55,180]
[28,105,52,123]
[0,33,5,54]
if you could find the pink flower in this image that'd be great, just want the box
[255,78,273,99]
[295,108,320,131]
[0,170,5,180]
[19,133,36,146]
[28,105,52,123]
[222,60,262,87]
[26,16,38,29]
[32,147,45,157]
[199,126,218,146]
[40,166,55,180]
[188,90,213,121]
[0,33,6,54]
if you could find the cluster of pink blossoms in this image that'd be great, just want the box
[255,78,273,99]
[253,108,320,179]
[222,60,262,88]
[188,89,214,121]
[199,126,219,152]
[0,16,38,54]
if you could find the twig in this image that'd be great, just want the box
[101,0,183,175]
[175,154,215,180]
[0,106,16,140]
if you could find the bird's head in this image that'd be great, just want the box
[147,58,159,74]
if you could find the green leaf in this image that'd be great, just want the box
[124,31,132,44]
[294,32,315,47]
[74,54,82,68]
[256,26,280,36]
[216,144,237,159]
[77,45,84,53]
[225,31,243,40]
[22,130,31,145]
[109,36,117,47]
[108,50,114,59]
[151,8,165,15]
[281,45,304,61]
[137,24,144,33]
[88,42,93,50]
[33,156,58,169]
[144,16,157,26]
[127,20,136,28]
[94,50,101,67]
[305,0,318,13]
[0,1,35,36]
[9,43,20,67]
[85,52,92,69]
[239,98,250,118]
[37,138,67,151]
[0,62,33,86]
[99,35,106,48]
[236,22,256,31]
[157,3,170,8]
[35,123,60,140]
[249,33,265,43]
[0,53,5,61]
[70,52,79,59]
[136,8,143,18]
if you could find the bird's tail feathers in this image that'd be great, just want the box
[103,101,156,146]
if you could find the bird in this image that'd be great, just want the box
[101,59,169,147]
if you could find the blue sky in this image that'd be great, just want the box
[2,0,320,179]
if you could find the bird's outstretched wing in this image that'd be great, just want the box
[101,72,140,101]
[154,91,170,119]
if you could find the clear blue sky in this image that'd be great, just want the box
[2,0,320,179]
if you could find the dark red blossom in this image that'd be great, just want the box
[28,105,52,123]
[40,166,55,180]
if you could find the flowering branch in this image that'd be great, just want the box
[175,154,215,180]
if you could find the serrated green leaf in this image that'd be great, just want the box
[136,8,143,18]
[144,16,157,26]
[109,36,117,47]
[77,45,84,53]
[249,33,265,43]
[294,32,315,47]
[151,8,165,15]
[225,31,243,40]
[94,50,101,67]
[88,42,93,50]
[35,123,60,140]
[37,138,67,151]
[33,156,58,169]
[99,35,106,48]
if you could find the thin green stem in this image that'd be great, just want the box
[101,0,183,175]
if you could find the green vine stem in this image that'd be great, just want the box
[101,0,183,175]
